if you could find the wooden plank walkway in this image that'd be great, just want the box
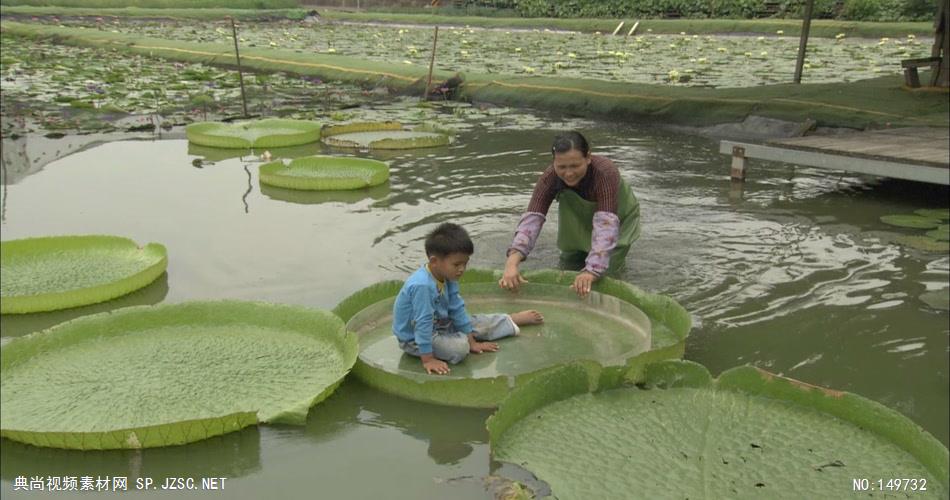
[720,127,950,185]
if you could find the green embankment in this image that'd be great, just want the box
[318,10,933,38]
[0,6,308,20]
[2,21,947,129]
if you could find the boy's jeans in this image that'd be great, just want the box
[399,313,519,364]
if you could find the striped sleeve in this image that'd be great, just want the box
[591,156,620,214]
[526,165,559,215]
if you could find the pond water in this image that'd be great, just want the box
[1,119,947,498]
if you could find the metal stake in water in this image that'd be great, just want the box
[230,17,249,117]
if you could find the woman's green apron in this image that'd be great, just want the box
[556,177,640,274]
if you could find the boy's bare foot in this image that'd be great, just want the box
[510,310,544,326]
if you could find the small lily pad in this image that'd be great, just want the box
[919,288,950,311]
[259,155,389,191]
[489,361,949,499]
[894,235,950,253]
[1,235,167,314]
[915,209,950,220]
[879,215,942,229]
[925,225,950,242]
[185,119,321,149]
[322,121,451,150]
[1,301,358,450]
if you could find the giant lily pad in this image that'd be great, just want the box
[259,155,389,191]
[185,119,321,149]
[489,360,950,499]
[926,225,950,242]
[1,235,167,314]
[322,121,451,150]
[879,214,942,229]
[0,301,358,450]
[894,235,950,253]
[333,269,690,408]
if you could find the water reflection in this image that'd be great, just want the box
[0,272,169,339]
[260,183,390,206]
[0,426,262,483]
[306,380,489,466]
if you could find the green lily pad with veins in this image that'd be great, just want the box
[1,235,167,314]
[879,214,942,229]
[333,269,690,408]
[185,119,322,149]
[259,155,389,191]
[1,301,358,450]
[488,360,949,500]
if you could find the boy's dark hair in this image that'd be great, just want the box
[552,131,590,157]
[425,223,474,257]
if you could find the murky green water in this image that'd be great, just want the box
[1,122,947,498]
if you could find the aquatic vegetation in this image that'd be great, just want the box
[321,121,451,150]
[0,301,358,449]
[880,214,942,229]
[489,360,949,499]
[926,225,950,242]
[894,235,950,253]
[0,236,167,314]
[185,119,322,149]
[9,18,931,88]
[259,155,389,191]
[333,269,690,408]
[915,208,950,220]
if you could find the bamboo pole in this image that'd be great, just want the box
[230,17,249,117]
[425,26,439,100]
[793,0,815,84]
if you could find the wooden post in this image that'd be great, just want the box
[612,21,625,36]
[793,0,814,84]
[626,21,639,37]
[424,26,440,100]
[730,145,748,181]
[230,17,249,118]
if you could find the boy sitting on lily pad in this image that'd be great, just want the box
[392,223,544,375]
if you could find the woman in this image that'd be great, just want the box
[499,131,640,298]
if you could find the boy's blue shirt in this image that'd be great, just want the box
[392,264,474,354]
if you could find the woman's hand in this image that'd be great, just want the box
[570,271,597,298]
[499,253,528,291]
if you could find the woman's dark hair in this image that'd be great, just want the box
[551,131,590,157]
[425,223,474,257]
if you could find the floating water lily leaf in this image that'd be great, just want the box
[1,235,167,314]
[894,235,950,253]
[188,141,321,163]
[879,215,941,229]
[321,121,450,150]
[919,288,950,311]
[1,301,358,450]
[185,119,321,149]
[259,156,389,191]
[915,209,950,220]
[925,225,950,242]
[489,360,949,499]
[334,269,690,408]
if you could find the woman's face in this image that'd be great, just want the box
[553,149,590,187]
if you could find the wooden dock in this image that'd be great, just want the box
[721,127,950,185]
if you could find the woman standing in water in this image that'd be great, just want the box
[499,131,640,298]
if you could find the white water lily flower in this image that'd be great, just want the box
[568,52,577,58]
[744,52,753,57]
[326,48,336,53]
[679,31,686,35]
[260,151,272,161]
[835,33,846,40]
[803,63,812,69]
[717,47,728,53]
[523,66,536,74]
[776,30,784,35]
[697,57,708,63]
[668,69,680,81]
[669,44,677,49]
[403,60,413,65]
[907,34,916,39]
[760,51,768,56]
[757,36,765,41]
[514,47,522,52]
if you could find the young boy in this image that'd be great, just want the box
[392,223,544,375]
